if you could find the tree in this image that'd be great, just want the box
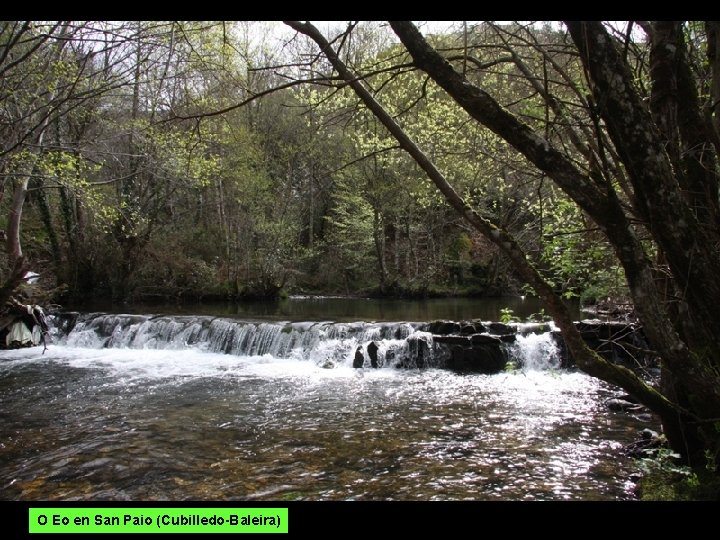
[0,22,142,305]
[285,20,720,470]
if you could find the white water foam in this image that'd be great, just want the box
[56,315,435,369]
[1,344,412,384]
[509,332,562,370]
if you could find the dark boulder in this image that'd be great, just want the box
[641,428,659,440]
[460,323,481,335]
[426,320,462,335]
[48,311,80,336]
[367,341,379,368]
[433,335,471,346]
[395,335,431,369]
[470,334,502,345]
[353,346,364,368]
[606,398,640,412]
[486,322,514,336]
[446,342,507,374]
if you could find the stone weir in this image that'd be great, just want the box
[49,312,654,374]
[426,319,656,374]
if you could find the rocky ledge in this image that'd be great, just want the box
[425,319,656,374]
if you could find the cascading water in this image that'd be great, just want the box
[2,309,657,502]
[507,331,563,370]
[55,313,438,369]
[51,313,573,372]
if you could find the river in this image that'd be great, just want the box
[0,297,652,500]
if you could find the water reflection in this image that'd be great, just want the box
[0,346,651,500]
[68,295,581,323]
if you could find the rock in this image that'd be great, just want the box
[471,320,487,333]
[466,345,507,373]
[460,323,479,335]
[641,428,659,440]
[416,342,425,369]
[49,311,80,335]
[570,321,655,369]
[320,359,335,369]
[624,429,666,458]
[511,322,551,335]
[486,322,514,335]
[426,320,461,335]
[353,346,364,368]
[433,335,471,346]
[367,341,379,368]
[449,345,465,367]
[575,321,601,340]
[576,320,637,342]
[433,334,515,347]
[470,334,501,345]
[606,398,637,412]
[395,335,429,368]
[445,342,507,374]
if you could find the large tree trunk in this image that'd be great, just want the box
[285,20,679,422]
[7,139,45,267]
[287,20,720,468]
[565,21,720,466]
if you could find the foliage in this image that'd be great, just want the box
[499,307,520,323]
[2,21,625,305]
[323,176,376,289]
[538,196,627,303]
[525,309,552,323]
[637,449,720,500]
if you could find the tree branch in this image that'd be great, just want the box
[286,19,681,421]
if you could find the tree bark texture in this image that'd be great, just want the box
[288,20,720,466]
[285,20,680,423]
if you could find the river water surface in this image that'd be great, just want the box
[0,297,652,501]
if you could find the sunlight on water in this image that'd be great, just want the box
[508,332,561,370]
[58,314,431,368]
[0,338,652,501]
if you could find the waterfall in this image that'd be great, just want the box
[507,332,562,370]
[54,313,438,368]
[50,313,575,371]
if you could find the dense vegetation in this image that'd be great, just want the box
[2,21,719,486]
[0,22,623,305]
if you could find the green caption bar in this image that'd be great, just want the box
[29,508,288,534]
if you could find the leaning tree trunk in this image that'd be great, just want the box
[286,20,720,468]
[566,21,720,468]
[285,20,680,423]
[5,145,45,303]
[380,19,720,468]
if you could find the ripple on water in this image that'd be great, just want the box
[0,346,654,500]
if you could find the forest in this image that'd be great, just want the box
[0,21,634,305]
[1,21,719,492]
